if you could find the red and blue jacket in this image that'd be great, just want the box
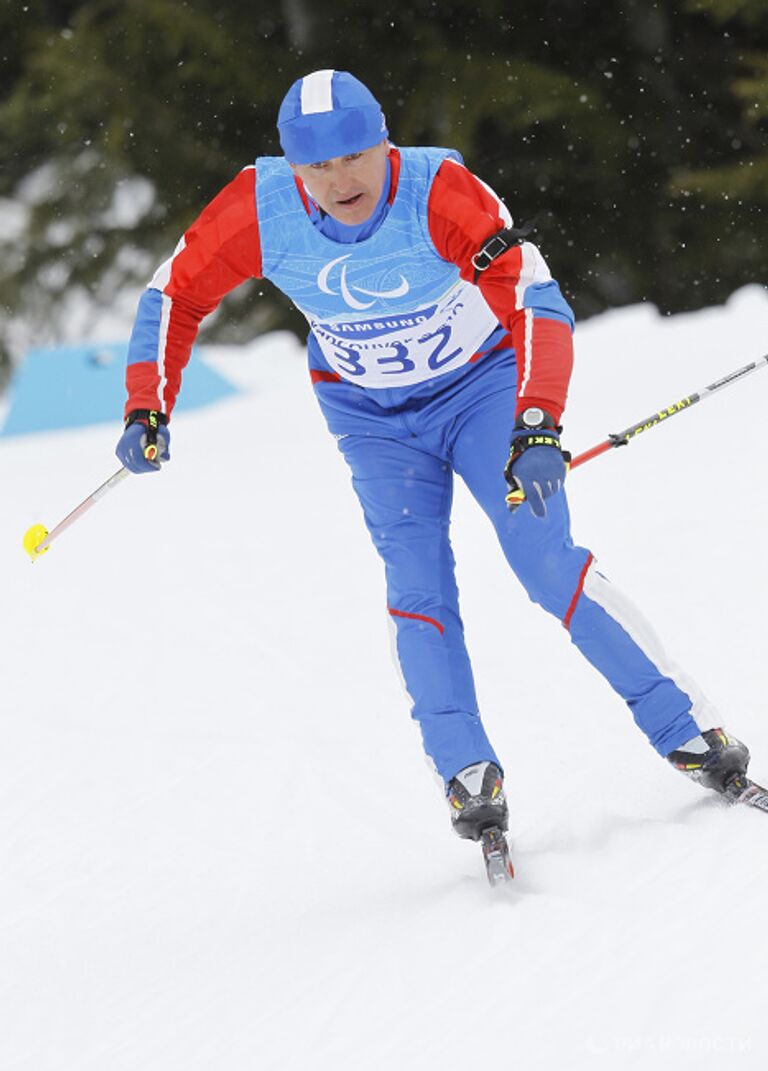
[124,146,574,423]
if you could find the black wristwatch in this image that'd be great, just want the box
[515,407,556,431]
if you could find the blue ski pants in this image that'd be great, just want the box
[317,350,713,784]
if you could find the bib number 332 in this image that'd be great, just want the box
[327,324,463,385]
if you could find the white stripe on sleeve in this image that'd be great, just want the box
[147,235,186,413]
[156,292,173,412]
[149,235,186,291]
[518,307,534,396]
[474,174,513,226]
[514,241,552,309]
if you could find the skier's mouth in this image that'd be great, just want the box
[336,193,364,208]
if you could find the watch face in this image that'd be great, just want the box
[522,407,545,428]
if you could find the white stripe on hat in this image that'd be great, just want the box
[300,69,335,115]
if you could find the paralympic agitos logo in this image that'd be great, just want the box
[317,254,410,311]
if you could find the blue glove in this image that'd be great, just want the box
[504,414,569,518]
[116,410,171,474]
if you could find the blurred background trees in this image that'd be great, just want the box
[1,0,766,383]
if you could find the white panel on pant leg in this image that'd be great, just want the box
[582,564,721,730]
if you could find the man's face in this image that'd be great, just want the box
[290,141,390,225]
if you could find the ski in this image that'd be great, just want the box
[480,826,515,886]
[723,774,768,813]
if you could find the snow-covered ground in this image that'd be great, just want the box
[1,285,767,1070]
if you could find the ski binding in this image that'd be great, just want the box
[480,826,515,886]
[724,774,768,813]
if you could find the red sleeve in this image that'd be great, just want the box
[125,165,263,418]
[427,158,574,424]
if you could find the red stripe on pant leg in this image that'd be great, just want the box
[563,553,594,631]
[388,608,444,635]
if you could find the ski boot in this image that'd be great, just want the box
[667,727,752,801]
[447,762,514,884]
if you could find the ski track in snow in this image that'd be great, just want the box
[1,287,768,1070]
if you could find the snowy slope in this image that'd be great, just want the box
[1,287,767,1071]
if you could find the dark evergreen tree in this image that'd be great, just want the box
[0,0,766,382]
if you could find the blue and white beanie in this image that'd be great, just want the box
[277,70,388,164]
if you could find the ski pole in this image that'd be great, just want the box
[23,466,130,561]
[569,353,768,471]
[507,353,768,508]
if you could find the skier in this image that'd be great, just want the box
[116,70,756,876]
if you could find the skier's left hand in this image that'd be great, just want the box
[504,424,569,518]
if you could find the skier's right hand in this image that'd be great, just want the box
[116,409,171,474]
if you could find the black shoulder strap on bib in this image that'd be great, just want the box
[471,219,537,283]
